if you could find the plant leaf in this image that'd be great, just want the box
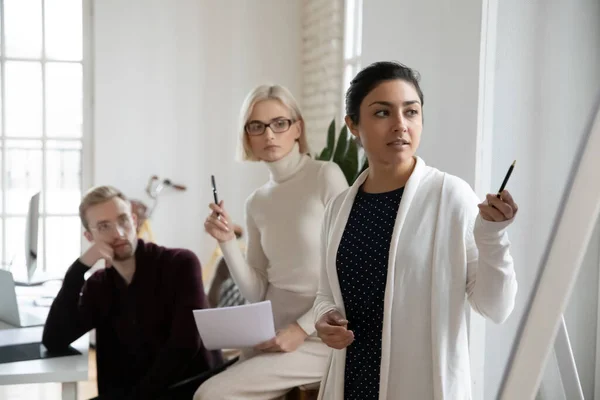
[325,119,336,160]
[339,137,359,185]
[318,147,332,161]
[333,125,349,166]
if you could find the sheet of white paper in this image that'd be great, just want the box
[193,300,276,350]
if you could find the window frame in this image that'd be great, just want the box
[0,0,93,277]
[340,0,363,123]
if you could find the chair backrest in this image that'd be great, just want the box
[208,256,247,308]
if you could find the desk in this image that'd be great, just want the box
[0,291,89,400]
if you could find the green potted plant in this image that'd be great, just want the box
[315,118,368,185]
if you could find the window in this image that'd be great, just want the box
[0,0,90,280]
[341,0,363,121]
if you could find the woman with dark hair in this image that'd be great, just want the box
[313,61,519,399]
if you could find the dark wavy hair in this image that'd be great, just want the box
[345,61,424,124]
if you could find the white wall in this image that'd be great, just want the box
[361,0,484,186]
[196,0,303,262]
[490,0,600,398]
[93,0,302,264]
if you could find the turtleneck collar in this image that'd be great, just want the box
[265,142,308,183]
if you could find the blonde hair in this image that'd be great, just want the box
[79,185,129,231]
[236,84,310,161]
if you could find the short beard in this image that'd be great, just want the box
[112,242,135,261]
[113,251,134,262]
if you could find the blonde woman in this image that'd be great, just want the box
[195,85,349,399]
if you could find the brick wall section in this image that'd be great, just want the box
[301,0,344,154]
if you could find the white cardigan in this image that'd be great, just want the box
[314,157,518,400]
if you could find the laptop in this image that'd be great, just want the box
[0,269,47,327]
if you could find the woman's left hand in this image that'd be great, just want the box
[254,322,308,353]
[478,190,519,222]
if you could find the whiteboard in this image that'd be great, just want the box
[498,95,600,399]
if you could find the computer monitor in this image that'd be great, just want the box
[24,192,40,283]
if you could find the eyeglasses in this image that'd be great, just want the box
[91,215,133,235]
[245,118,294,136]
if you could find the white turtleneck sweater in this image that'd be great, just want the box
[219,145,349,335]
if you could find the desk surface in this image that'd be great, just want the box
[0,311,89,386]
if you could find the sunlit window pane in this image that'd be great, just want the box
[344,0,356,60]
[44,0,83,61]
[5,61,43,137]
[5,217,26,276]
[46,217,81,276]
[6,141,43,214]
[343,64,353,95]
[46,63,83,137]
[355,0,363,57]
[4,0,43,58]
[0,73,2,135]
[5,217,44,281]
[47,140,82,150]
[46,148,81,214]
[0,220,3,266]
[0,148,3,213]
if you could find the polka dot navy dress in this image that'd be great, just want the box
[336,186,403,399]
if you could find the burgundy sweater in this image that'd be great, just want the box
[42,240,222,398]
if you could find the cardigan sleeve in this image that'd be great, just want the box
[313,197,340,324]
[297,162,348,334]
[464,192,518,324]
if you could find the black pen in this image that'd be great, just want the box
[497,160,516,198]
[211,175,220,217]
